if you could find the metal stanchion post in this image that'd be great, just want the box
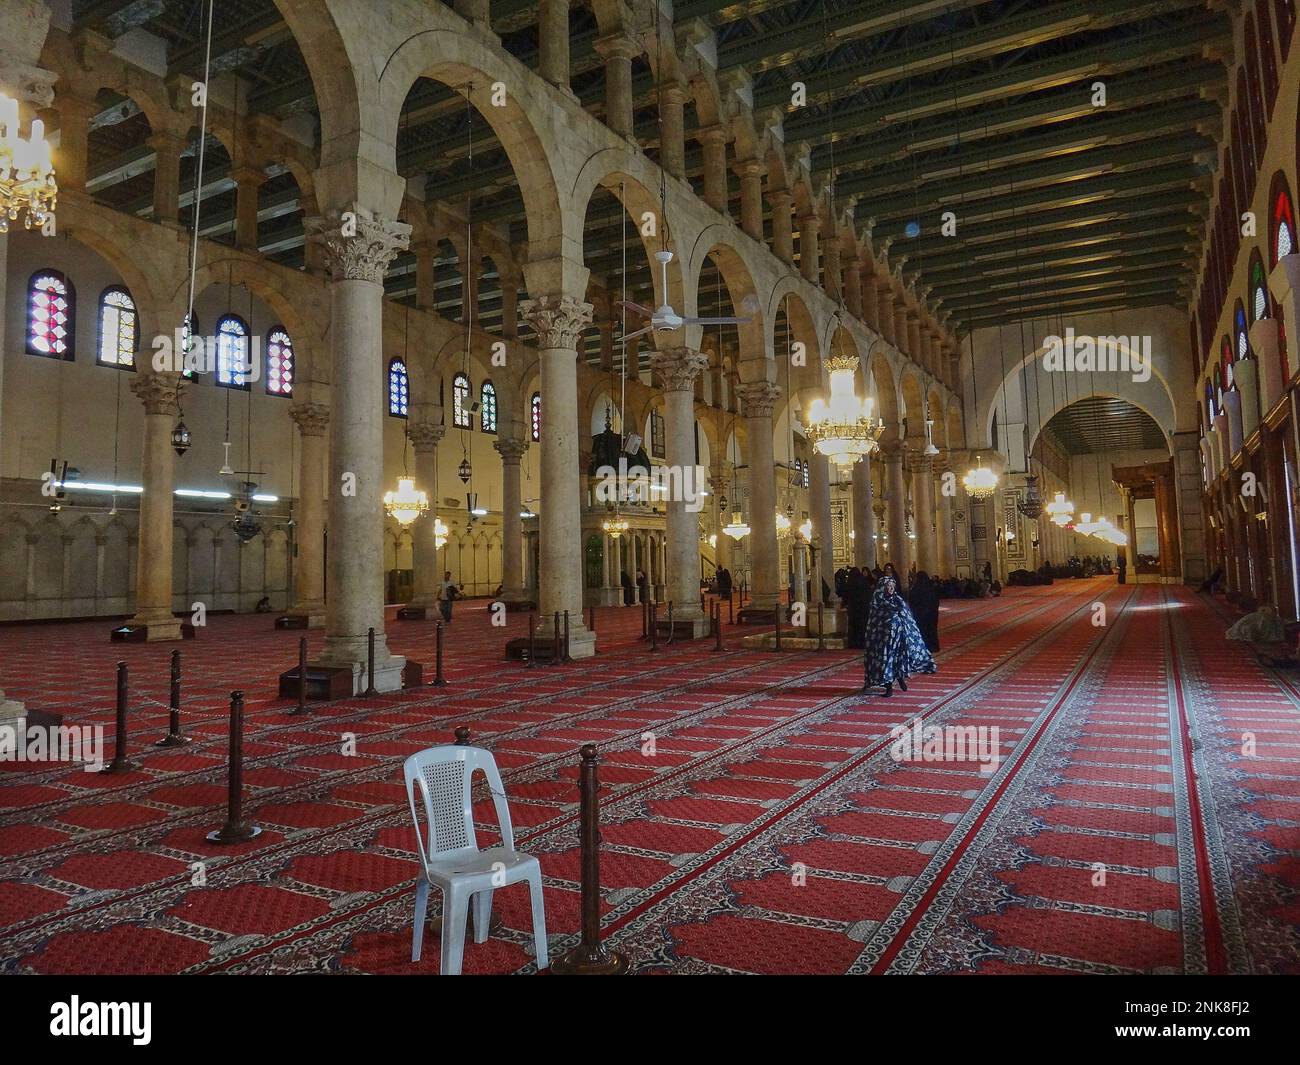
[206,691,262,843]
[156,649,190,747]
[103,661,138,773]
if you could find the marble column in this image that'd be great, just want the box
[883,440,910,582]
[769,189,794,264]
[149,132,186,225]
[55,93,97,191]
[595,33,638,139]
[737,381,783,612]
[912,450,938,574]
[809,452,836,603]
[405,418,446,611]
[233,167,262,251]
[651,347,710,635]
[288,402,329,625]
[124,373,183,640]
[699,126,729,214]
[305,208,411,691]
[538,0,572,93]
[736,159,765,241]
[660,81,687,180]
[520,294,597,656]
[798,212,821,283]
[937,464,957,576]
[495,436,529,604]
[852,456,876,568]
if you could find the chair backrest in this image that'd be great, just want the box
[402,745,516,870]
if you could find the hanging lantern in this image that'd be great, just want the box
[722,511,751,540]
[962,455,998,499]
[1016,474,1043,519]
[457,457,472,484]
[383,475,429,526]
[171,420,192,457]
[717,494,728,513]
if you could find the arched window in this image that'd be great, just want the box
[1270,171,1295,266]
[266,327,294,396]
[388,358,408,417]
[180,313,199,379]
[1222,336,1235,397]
[97,286,136,368]
[1275,0,1294,59]
[452,372,472,428]
[531,392,542,441]
[650,410,665,458]
[480,380,497,433]
[1235,301,1251,361]
[1250,250,1269,322]
[1257,1,1280,110]
[27,269,74,360]
[800,460,810,489]
[1206,379,1217,419]
[215,315,250,388]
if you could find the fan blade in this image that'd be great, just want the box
[617,300,654,318]
[620,325,654,341]
[688,316,752,326]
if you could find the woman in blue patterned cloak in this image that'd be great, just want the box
[863,576,936,697]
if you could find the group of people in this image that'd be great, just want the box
[833,564,940,698]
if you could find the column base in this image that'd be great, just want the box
[276,610,325,630]
[111,614,187,642]
[535,617,597,659]
[1,695,24,732]
[309,654,407,695]
[655,611,711,641]
[807,606,847,635]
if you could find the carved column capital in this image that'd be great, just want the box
[494,437,529,464]
[736,380,782,419]
[130,372,181,415]
[407,421,446,452]
[304,208,411,284]
[289,401,330,437]
[520,294,593,349]
[650,346,710,393]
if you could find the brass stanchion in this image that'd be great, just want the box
[728,593,734,625]
[433,622,448,686]
[453,726,472,745]
[551,745,630,975]
[563,610,572,662]
[640,598,648,639]
[206,691,261,843]
[666,601,675,645]
[156,649,190,747]
[288,636,309,716]
[649,601,659,652]
[526,613,537,668]
[817,601,826,652]
[552,611,562,665]
[363,627,379,698]
[103,661,138,774]
[774,602,782,652]
[713,601,724,652]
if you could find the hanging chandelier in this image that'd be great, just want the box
[1074,512,1100,535]
[434,516,449,548]
[0,94,56,233]
[962,455,998,499]
[383,476,429,526]
[722,511,751,540]
[1045,491,1074,527]
[798,518,813,542]
[775,509,792,538]
[805,353,885,472]
[1092,516,1127,546]
[1016,474,1043,519]
[602,513,629,539]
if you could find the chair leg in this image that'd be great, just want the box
[440,886,469,976]
[472,889,493,944]
[411,878,430,963]
[527,869,548,971]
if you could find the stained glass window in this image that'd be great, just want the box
[480,380,497,433]
[1272,172,1295,266]
[216,315,250,388]
[1251,252,1269,321]
[27,270,74,360]
[452,373,472,428]
[97,286,136,368]
[531,392,541,440]
[389,358,409,417]
[266,328,293,396]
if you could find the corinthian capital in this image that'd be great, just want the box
[735,380,782,419]
[290,402,330,437]
[519,295,593,349]
[131,372,181,415]
[304,208,411,284]
[650,346,710,393]
[407,421,446,452]
[493,437,529,464]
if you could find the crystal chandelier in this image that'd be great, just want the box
[1045,491,1074,527]
[1016,474,1043,519]
[602,514,629,539]
[962,455,998,499]
[805,353,885,472]
[434,516,449,548]
[798,518,813,542]
[722,511,751,540]
[0,94,56,233]
[775,509,792,539]
[1092,516,1127,545]
[1074,512,1100,535]
[383,476,429,526]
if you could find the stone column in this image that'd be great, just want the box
[305,208,411,691]
[809,451,835,602]
[149,132,186,225]
[894,300,910,356]
[877,285,895,344]
[737,381,783,613]
[883,439,910,582]
[823,231,842,302]
[288,402,329,626]
[538,0,572,93]
[735,159,765,241]
[844,262,863,318]
[455,0,490,29]
[912,450,938,574]
[852,456,876,568]
[660,81,687,179]
[1172,430,1208,583]
[798,212,821,283]
[55,93,97,192]
[405,419,446,611]
[937,464,957,576]
[233,167,262,251]
[124,373,183,640]
[500,277,519,339]
[520,293,597,656]
[908,314,923,368]
[769,189,794,264]
[495,436,529,604]
[651,347,711,635]
[595,33,639,139]
[699,126,729,214]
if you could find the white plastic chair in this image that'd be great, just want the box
[403,745,548,974]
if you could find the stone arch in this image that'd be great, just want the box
[1026,390,1174,457]
[899,365,927,442]
[870,349,899,428]
[688,236,766,377]
[54,213,166,348]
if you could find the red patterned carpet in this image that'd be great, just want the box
[1,580,1297,974]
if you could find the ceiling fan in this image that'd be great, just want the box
[619,250,757,341]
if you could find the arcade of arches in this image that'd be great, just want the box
[1,0,1299,980]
